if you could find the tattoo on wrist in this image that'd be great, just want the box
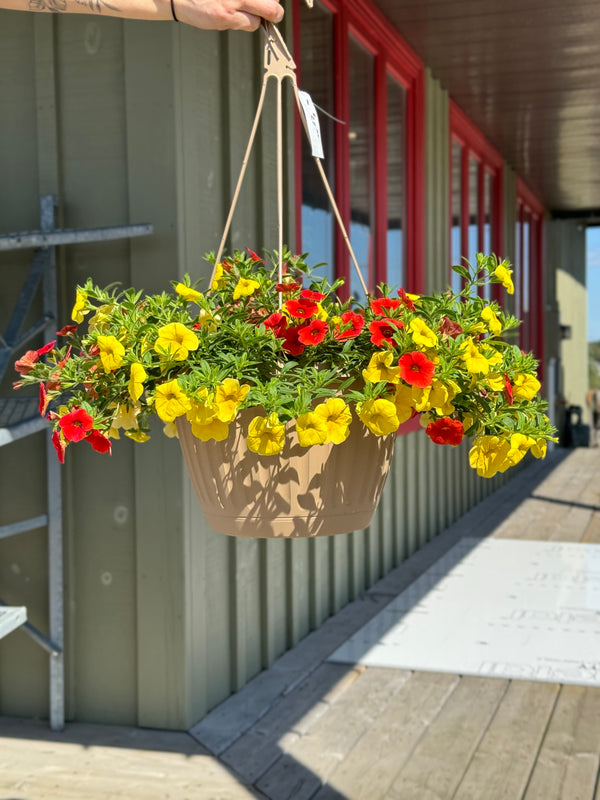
[29,0,120,12]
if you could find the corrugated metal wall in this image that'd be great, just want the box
[1,14,511,730]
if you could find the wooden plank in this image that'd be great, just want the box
[582,511,600,543]
[0,718,263,800]
[256,667,411,800]
[385,676,509,800]
[524,685,600,800]
[453,680,560,800]
[190,591,392,755]
[313,671,460,800]
[220,662,362,784]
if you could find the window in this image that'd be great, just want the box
[515,179,544,362]
[295,0,424,299]
[449,103,503,297]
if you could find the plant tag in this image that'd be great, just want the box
[298,90,324,160]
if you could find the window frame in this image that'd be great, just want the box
[293,0,425,295]
[515,177,545,370]
[449,102,504,298]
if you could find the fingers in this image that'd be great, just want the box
[177,0,284,32]
[240,0,283,24]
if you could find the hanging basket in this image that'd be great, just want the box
[177,410,395,538]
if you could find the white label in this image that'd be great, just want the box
[298,90,324,160]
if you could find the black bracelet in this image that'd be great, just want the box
[170,0,179,21]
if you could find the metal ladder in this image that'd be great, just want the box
[0,195,152,730]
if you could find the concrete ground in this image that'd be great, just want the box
[1,445,599,800]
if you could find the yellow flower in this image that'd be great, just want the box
[486,373,505,391]
[460,337,490,375]
[97,335,125,372]
[410,318,438,349]
[125,429,151,443]
[186,389,217,425]
[314,397,352,444]
[481,306,502,336]
[154,379,191,422]
[129,363,147,402]
[412,385,432,413]
[357,398,400,436]
[314,303,328,321]
[175,283,203,303]
[214,379,251,423]
[247,413,285,456]
[233,277,260,301]
[88,304,114,332]
[154,322,199,361]
[469,435,511,478]
[163,421,179,438]
[210,262,227,291]
[462,413,475,433]
[512,373,541,401]
[428,379,456,415]
[530,438,547,459]
[494,263,514,294]
[109,403,140,438]
[499,433,535,472]
[71,289,88,323]
[393,383,415,424]
[362,351,401,385]
[190,418,230,442]
[195,309,219,332]
[296,411,328,447]
[485,349,503,367]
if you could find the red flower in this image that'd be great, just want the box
[275,281,302,294]
[52,429,66,464]
[247,248,264,263]
[38,383,50,417]
[301,289,326,302]
[371,297,401,316]
[440,316,463,338]
[14,350,39,375]
[58,408,94,442]
[399,351,435,388]
[284,298,318,319]
[86,430,112,455]
[333,310,365,341]
[369,318,404,347]
[37,340,56,356]
[503,374,514,405]
[397,288,416,311]
[56,324,78,337]
[281,325,305,356]
[263,312,288,337]
[298,320,328,346]
[426,416,464,446]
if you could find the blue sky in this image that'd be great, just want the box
[588,227,600,342]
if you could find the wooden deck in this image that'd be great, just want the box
[1,446,600,800]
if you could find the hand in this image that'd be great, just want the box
[173,0,284,31]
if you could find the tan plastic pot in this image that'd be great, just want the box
[177,410,395,538]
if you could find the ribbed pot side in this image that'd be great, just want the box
[176,409,396,538]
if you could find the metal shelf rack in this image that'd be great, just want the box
[0,195,152,730]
